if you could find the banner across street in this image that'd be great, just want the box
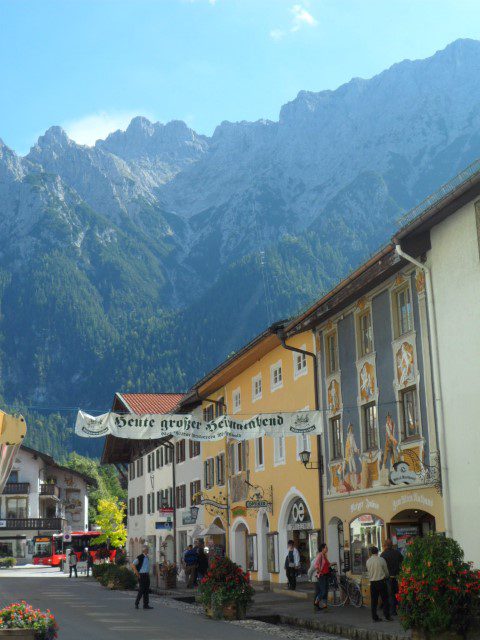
[75,409,322,441]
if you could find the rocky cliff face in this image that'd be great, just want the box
[1,39,480,446]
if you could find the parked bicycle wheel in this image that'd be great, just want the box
[347,579,363,607]
[329,574,348,607]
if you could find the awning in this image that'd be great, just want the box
[200,523,226,537]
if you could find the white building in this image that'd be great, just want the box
[394,158,480,566]
[0,445,91,563]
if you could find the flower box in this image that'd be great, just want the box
[0,631,35,639]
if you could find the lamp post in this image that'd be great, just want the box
[299,450,323,471]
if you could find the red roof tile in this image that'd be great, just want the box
[116,393,185,415]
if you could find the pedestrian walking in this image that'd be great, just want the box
[184,544,199,588]
[196,547,209,583]
[313,543,330,610]
[85,548,94,577]
[381,538,403,615]
[284,540,300,591]
[68,549,78,578]
[132,546,153,610]
[366,546,392,622]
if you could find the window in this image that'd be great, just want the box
[169,487,173,508]
[363,403,378,450]
[136,496,143,515]
[165,446,173,464]
[190,480,201,505]
[215,397,225,417]
[266,532,279,573]
[234,442,247,474]
[326,331,338,375]
[176,485,186,509]
[216,453,225,485]
[203,404,214,422]
[204,458,215,489]
[189,440,200,458]
[147,454,152,473]
[176,440,186,464]
[252,374,262,401]
[129,463,136,481]
[274,435,285,465]
[401,387,419,439]
[156,449,160,469]
[350,515,384,574]
[255,437,264,470]
[394,286,413,336]
[296,433,311,460]
[8,470,19,483]
[147,493,151,514]
[232,388,241,414]
[293,348,308,379]
[270,361,283,391]
[136,457,144,477]
[129,498,135,516]
[156,491,161,510]
[330,416,343,460]
[358,309,373,357]
[6,498,27,519]
[246,535,258,571]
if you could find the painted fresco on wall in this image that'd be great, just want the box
[381,414,400,470]
[64,475,83,526]
[396,342,415,387]
[344,424,361,490]
[327,379,341,414]
[359,362,375,402]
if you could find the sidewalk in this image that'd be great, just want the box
[158,581,410,640]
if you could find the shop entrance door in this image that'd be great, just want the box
[389,509,436,554]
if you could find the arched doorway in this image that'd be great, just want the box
[231,519,249,569]
[389,509,435,554]
[278,490,315,583]
[350,514,384,575]
[327,517,344,572]
[257,511,270,582]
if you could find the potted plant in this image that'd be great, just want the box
[158,562,177,589]
[0,602,58,639]
[397,534,480,640]
[198,557,254,620]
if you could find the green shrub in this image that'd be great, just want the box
[93,563,136,590]
[198,556,254,611]
[398,534,480,637]
[0,557,16,568]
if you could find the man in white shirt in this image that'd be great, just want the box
[132,546,153,610]
[284,540,301,591]
[366,546,391,622]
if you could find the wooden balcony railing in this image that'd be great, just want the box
[3,482,30,494]
[40,484,60,498]
[0,517,65,531]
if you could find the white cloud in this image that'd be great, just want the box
[270,28,285,41]
[63,110,150,146]
[290,4,318,32]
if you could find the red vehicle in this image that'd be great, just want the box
[33,531,116,566]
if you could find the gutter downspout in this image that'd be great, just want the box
[394,243,452,536]
[277,334,326,543]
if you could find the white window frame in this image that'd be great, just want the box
[252,373,262,402]
[293,346,308,380]
[270,360,283,392]
[232,387,241,414]
[393,284,414,338]
[274,435,286,466]
[255,436,265,471]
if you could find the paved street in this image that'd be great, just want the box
[0,571,276,640]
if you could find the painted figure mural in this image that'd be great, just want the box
[327,379,341,414]
[382,413,399,469]
[396,342,415,387]
[343,423,361,490]
[359,363,375,402]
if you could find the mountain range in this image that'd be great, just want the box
[1,38,480,456]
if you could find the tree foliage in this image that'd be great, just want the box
[93,498,127,550]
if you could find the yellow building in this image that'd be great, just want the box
[179,322,323,587]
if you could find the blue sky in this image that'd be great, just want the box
[1,0,480,155]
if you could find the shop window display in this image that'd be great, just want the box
[350,514,384,574]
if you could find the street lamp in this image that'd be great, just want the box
[299,450,323,471]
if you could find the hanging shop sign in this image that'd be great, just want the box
[75,410,322,441]
[245,483,273,513]
[390,461,417,486]
[155,522,173,531]
[246,500,270,509]
[182,514,197,525]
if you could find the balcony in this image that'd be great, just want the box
[3,482,30,495]
[40,484,60,498]
[0,517,66,531]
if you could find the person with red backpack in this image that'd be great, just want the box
[313,543,330,610]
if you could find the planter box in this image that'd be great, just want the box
[205,603,246,620]
[0,630,35,639]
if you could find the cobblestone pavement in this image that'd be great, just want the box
[0,572,347,640]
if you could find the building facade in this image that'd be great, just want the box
[0,445,91,563]
[180,326,322,586]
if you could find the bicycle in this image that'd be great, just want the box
[328,566,363,607]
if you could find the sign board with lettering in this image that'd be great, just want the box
[390,462,417,485]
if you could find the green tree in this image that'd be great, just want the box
[62,453,126,523]
[93,498,127,550]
